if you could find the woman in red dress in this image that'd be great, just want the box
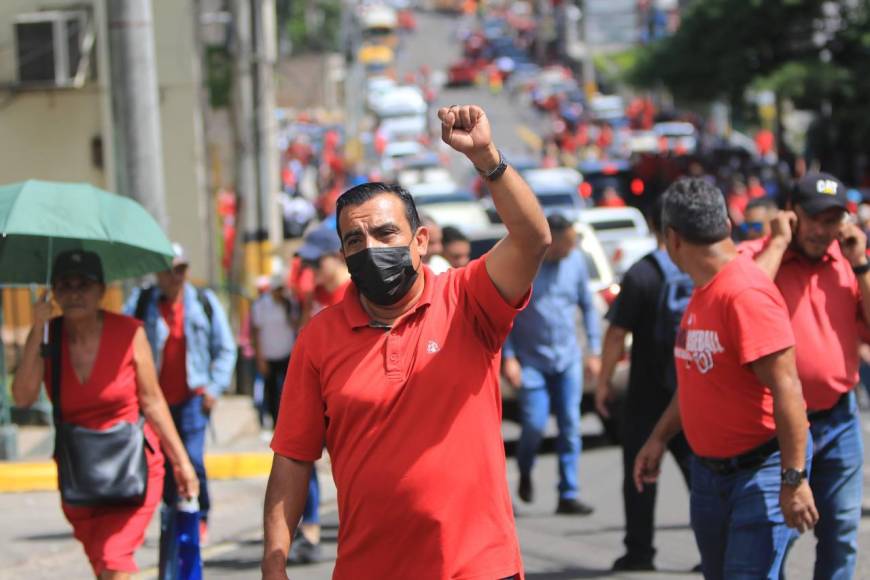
[12,250,198,580]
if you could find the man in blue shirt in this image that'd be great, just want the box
[503,213,602,514]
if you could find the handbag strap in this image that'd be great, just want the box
[50,317,63,427]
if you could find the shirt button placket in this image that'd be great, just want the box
[386,332,400,374]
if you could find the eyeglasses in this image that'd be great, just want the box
[739,221,765,235]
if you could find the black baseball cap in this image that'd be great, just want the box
[52,250,104,284]
[793,172,848,215]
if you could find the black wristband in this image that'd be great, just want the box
[852,261,870,275]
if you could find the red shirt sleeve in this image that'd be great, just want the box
[270,328,324,461]
[727,286,795,366]
[736,238,766,258]
[454,255,530,353]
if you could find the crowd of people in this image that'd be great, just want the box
[9,101,869,580]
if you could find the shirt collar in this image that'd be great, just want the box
[342,265,434,330]
[782,240,838,265]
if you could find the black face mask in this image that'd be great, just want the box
[346,245,419,306]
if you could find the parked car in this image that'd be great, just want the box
[466,222,629,441]
[380,140,426,178]
[447,58,484,87]
[578,206,657,277]
[413,191,491,234]
[653,121,698,155]
[370,86,427,119]
[378,114,429,143]
[522,167,587,221]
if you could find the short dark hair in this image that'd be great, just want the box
[746,197,778,213]
[546,212,572,235]
[661,178,730,244]
[648,195,665,233]
[335,182,421,239]
[441,225,469,245]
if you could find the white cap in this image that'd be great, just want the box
[171,242,190,266]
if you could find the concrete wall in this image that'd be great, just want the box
[0,0,211,281]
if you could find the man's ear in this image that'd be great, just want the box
[415,226,430,257]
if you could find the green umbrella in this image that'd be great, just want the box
[0,180,174,285]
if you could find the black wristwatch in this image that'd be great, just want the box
[852,261,870,275]
[475,149,508,182]
[781,468,808,487]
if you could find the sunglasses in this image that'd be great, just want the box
[739,221,765,235]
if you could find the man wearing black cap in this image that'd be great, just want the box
[740,172,868,578]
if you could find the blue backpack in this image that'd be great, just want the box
[647,249,694,391]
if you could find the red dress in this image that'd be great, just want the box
[45,311,165,575]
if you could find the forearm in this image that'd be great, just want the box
[772,378,809,471]
[649,393,682,444]
[854,269,870,326]
[140,393,190,470]
[472,144,550,250]
[263,456,313,573]
[597,326,626,389]
[754,237,788,280]
[11,327,45,408]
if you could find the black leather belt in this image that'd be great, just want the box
[697,438,779,476]
[807,391,850,422]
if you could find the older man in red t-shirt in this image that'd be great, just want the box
[633,178,818,579]
[262,104,551,580]
[739,172,868,579]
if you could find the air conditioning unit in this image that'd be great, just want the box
[15,10,93,88]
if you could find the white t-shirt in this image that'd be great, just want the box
[427,255,451,275]
[251,294,296,360]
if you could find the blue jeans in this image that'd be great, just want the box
[516,361,582,500]
[163,394,210,519]
[302,468,320,524]
[690,442,812,580]
[807,391,864,580]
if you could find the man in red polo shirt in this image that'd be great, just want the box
[262,104,551,579]
[739,172,867,579]
[633,178,818,579]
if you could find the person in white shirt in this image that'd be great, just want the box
[251,272,298,428]
[420,215,451,274]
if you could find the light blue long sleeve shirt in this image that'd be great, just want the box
[503,249,601,374]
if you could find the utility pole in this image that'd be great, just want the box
[106,0,169,229]
[252,0,282,267]
[230,0,260,286]
[190,0,217,287]
[581,0,598,99]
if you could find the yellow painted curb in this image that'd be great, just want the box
[0,452,274,493]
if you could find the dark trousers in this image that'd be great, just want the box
[264,356,290,428]
[621,391,692,561]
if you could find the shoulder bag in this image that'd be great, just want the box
[50,317,150,506]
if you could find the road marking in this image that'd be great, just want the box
[516,125,542,152]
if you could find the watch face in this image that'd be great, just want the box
[782,469,804,486]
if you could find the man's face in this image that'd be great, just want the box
[545,227,577,262]
[443,240,471,269]
[741,207,772,241]
[156,263,188,295]
[313,254,347,287]
[425,224,443,262]
[793,205,845,260]
[339,194,428,265]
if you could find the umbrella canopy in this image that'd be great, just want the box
[0,180,174,285]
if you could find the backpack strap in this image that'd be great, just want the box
[50,317,63,428]
[196,288,213,325]
[133,286,156,321]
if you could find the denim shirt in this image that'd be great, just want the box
[124,283,237,398]
[503,249,601,374]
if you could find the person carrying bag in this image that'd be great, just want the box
[12,250,199,579]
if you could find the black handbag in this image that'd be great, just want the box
[50,317,150,506]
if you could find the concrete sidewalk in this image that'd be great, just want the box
[0,396,275,492]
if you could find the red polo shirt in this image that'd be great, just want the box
[739,239,864,411]
[272,257,526,580]
[676,255,797,458]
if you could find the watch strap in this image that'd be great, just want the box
[852,261,870,275]
[476,149,508,182]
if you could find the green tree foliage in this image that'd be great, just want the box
[630,0,870,178]
[277,0,343,54]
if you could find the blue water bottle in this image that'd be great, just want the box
[175,497,203,580]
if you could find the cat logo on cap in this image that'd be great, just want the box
[817,179,839,195]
